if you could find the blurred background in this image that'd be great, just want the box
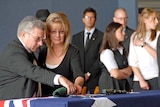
[1,0,159,53]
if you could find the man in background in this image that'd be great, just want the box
[72,7,103,94]
[113,8,134,53]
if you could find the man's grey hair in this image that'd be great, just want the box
[17,16,45,37]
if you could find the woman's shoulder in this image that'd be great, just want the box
[68,44,79,52]
[64,44,79,57]
[101,49,113,56]
[130,31,137,39]
[100,49,115,64]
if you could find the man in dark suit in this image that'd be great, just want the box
[0,16,81,100]
[72,7,103,94]
[113,8,134,90]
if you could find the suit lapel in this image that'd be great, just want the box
[125,27,130,39]
[80,31,85,49]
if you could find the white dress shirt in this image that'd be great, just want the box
[84,27,95,46]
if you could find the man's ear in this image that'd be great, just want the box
[82,18,85,23]
[113,17,116,22]
[20,31,27,39]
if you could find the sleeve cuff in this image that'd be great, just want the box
[54,74,61,85]
[86,72,91,76]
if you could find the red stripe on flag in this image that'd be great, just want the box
[0,100,5,107]
[22,100,27,107]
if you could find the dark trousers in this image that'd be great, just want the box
[133,77,160,92]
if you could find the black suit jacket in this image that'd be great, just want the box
[123,26,134,54]
[72,28,103,92]
[0,38,56,100]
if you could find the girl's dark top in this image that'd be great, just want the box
[38,44,84,96]
[99,49,130,93]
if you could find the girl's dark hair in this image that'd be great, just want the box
[99,22,123,54]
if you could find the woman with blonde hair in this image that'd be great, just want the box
[38,12,84,96]
[128,8,160,91]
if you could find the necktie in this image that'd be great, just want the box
[85,32,91,48]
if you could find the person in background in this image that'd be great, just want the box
[38,12,84,96]
[98,22,132,93]
[113,8,134,53]
[36,9,50,22]
[113,8,134,89]
[128,8,160,92]
[0,16,80,100]
[72,7,103,94]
